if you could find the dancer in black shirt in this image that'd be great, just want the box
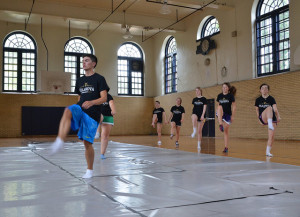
[191,87,207,149]
[216,83,236,153]
[169,97,185,148]
[152,101,167,145]
[255,83,281,157]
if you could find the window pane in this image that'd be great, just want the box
[4,33,36,49]
[117,43,142,58]
[117,43,143,96]
[3,33,36,92]
[256,1,289,76]
[64,38,93,92]
[165,37,177,94]
[202,16,220,38]
[65,38,93,53]
[259,0,289,15]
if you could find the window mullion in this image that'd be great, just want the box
[17,51,22,92]
[172,54,176,93]
[76,55,81,79]
[272,15,277,73]
[128,60,132,95]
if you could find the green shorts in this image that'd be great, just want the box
[102,116,114,125]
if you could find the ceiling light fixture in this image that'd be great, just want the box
[122,10,133,39]
[159,0,171,15]
[123,25,133,39]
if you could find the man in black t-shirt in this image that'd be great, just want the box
[50,54,109,179]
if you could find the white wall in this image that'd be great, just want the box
[0,21,155,97]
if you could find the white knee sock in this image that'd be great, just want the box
[197,141,201,149]
[266,146,273,156]
[191,128,197,138]
[268,119,274,130]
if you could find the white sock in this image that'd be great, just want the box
[158,141,162,145]
[82,169,93,179]
[266,146,272,155]
[50,137,64,155]
[94,132,100,139]
[267,119,274,130]
[197,141,201,149]
[191,128,197,138]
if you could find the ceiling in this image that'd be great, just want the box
[0,0,232,39]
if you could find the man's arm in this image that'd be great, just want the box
[82,90,107,109]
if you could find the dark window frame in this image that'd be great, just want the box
[201,16,220,39]
[2,31,37,93]
[117,42,144,96]
[256,1,290,77]
[64,37,94,92]
[165,36,177,94]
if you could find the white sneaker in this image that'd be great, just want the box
[191,131,196,138]
[94,132,100,139]
[158,141,162,145]
[82,169,93,179]
[266,153,273,157]
[50,137,64,155]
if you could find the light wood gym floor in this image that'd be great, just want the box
[1,135,299,166]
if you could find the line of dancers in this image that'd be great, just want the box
[151,83,281,157]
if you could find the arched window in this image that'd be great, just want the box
[165,37,177,94]
[117,43,144,96]
[2,31,37,92]
[64,37,93,92]
[256,0,289,76]
[201,16,220,38]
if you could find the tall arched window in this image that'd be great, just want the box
[117,42,144,96]
[2,31,37,92]
[201,16,220,38]
[256,0,289,76]
[64,37,93,92]
[165,37,177,94]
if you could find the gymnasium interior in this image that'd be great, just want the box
[0,0,300,216]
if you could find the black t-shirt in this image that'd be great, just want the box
[100,94,113,117]
[171,105,185,122]
[255,95,276,116]
[192,96,207,115]
[153,107,165,122]
[217,93,235,115]
[75,73,110,122]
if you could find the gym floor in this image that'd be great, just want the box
[0,136,300,217]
